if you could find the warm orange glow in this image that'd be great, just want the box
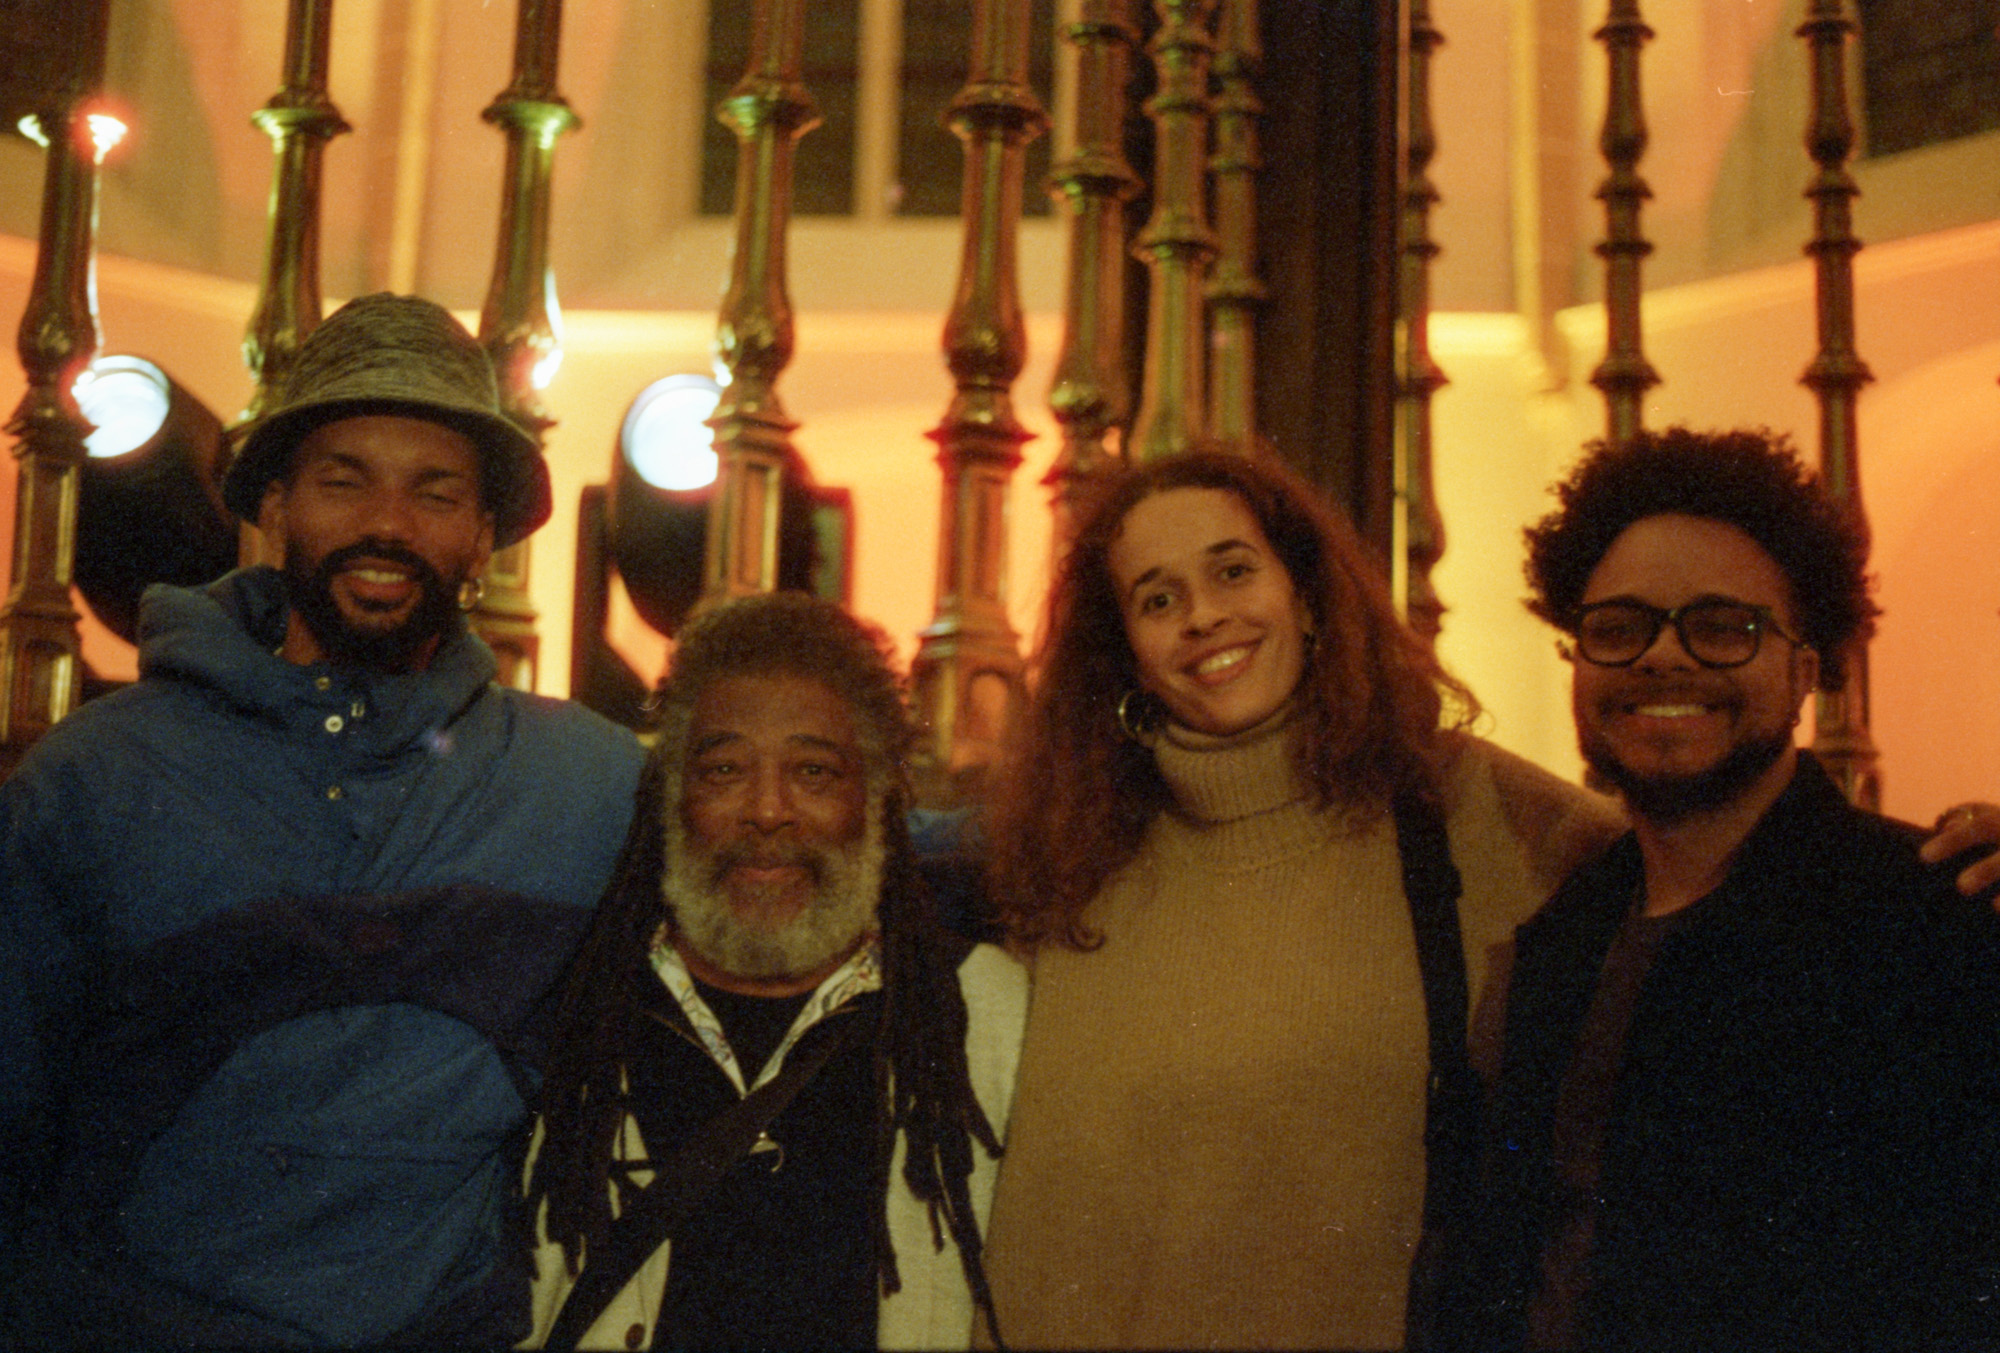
[16,110,132,160]
[85,112,128,162]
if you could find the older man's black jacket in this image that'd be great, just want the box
[1446,754,2000,1351]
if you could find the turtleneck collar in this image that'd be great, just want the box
[1150,700,1311,826]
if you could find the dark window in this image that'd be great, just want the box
[894,0,1056,217]
[700,0,861,216]
[1858,0,2000,157]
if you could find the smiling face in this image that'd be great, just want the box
[1108,486,1313,738]
[668,671,881,994]
[1571,513,1819,823]
[261,414,494,672]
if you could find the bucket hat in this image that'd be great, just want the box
[224,293,553,547]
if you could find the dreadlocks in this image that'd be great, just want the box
[524,592,1004,1344]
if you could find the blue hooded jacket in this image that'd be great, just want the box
[0,568,643,1346]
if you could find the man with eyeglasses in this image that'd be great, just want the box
[1444,427,2000,1350]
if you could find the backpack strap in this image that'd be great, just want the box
[541,1013,866,1352]
[1392,789,1481,1351]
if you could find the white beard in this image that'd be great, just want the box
[661,802,885,982]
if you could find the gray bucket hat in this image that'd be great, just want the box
[224,293,553,547]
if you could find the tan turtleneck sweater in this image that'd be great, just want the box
[982,719,1622,1351]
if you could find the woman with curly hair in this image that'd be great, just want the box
[977,449,1624,1350]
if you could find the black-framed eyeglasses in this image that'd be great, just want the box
[1565,598,1803,669]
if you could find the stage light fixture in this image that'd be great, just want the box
[571,374,853,726]
[621,373,720,491]
[76,355,171,457]
[71,355,236,642]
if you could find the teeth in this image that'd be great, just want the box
[1635,703,1705,718]
[349,568,408,584]
[1195,647,1249,676]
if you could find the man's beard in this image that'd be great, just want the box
[1580,720,1794,825]
[281,538,462,672]
[662,801,885,982]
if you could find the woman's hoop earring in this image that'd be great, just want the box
[1116,688,1162,742]
[458,577,487,612]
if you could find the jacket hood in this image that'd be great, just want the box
[136,567,499,754]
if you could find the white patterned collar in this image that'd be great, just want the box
[646,926,883,1097]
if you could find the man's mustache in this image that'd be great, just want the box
[315,538,447,592]
[705,839,827,885]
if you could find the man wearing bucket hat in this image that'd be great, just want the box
[0,294,644,1348]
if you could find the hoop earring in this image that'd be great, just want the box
[1116,688,1162,742]
[458,577,486,612]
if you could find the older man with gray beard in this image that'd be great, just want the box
[519,593,1026,1351]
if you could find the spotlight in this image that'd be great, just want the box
[72,356,236,642]
[77,355,171,458]
[570,374,852,725]
[608,375,838,637]
[621,374,720,491]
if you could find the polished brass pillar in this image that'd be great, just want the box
[1044,0,1142,547]
[475,0,577,690]
[704,0,818,606]
[1206,0,1264,451]
[0,0,113,771]
[1799,0,1879,807]
[244,0,347,422]
[911,0,1048,802]
[1590,0,1658,445]
[1393,0,1447,645]
[239,0,347,570]
[1128,0,1219,462]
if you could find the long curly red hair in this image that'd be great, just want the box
[987,450,1477,950]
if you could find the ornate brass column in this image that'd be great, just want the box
[476,0,577,689]
[1044,0,1141,547]
[1798,0,1879,807]
[1206,0,1264,452]
[0,0,113,770]
[1128,0,1219,462]
[239,0,346,570]
[244,0,347,422]
[911,0,1048,802]
[1590,0,1658,445]
[704,0,818,606]
[1393,0,1447,645]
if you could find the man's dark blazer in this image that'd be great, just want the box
[1450,753,2000,1351]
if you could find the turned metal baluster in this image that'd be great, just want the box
[1206,0,1263,451]
[1129,0,1219,462]
[1590,0,1658,445]
[244,0,348,422]
[1394,0,1448,645]
[1044,0,1141,547]
[0,0,114,769]
[238,0,347,571]
[911,0,1048,801]
[705,0,818,605]
[1799,0,1879,807]
[475,0,577,690]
